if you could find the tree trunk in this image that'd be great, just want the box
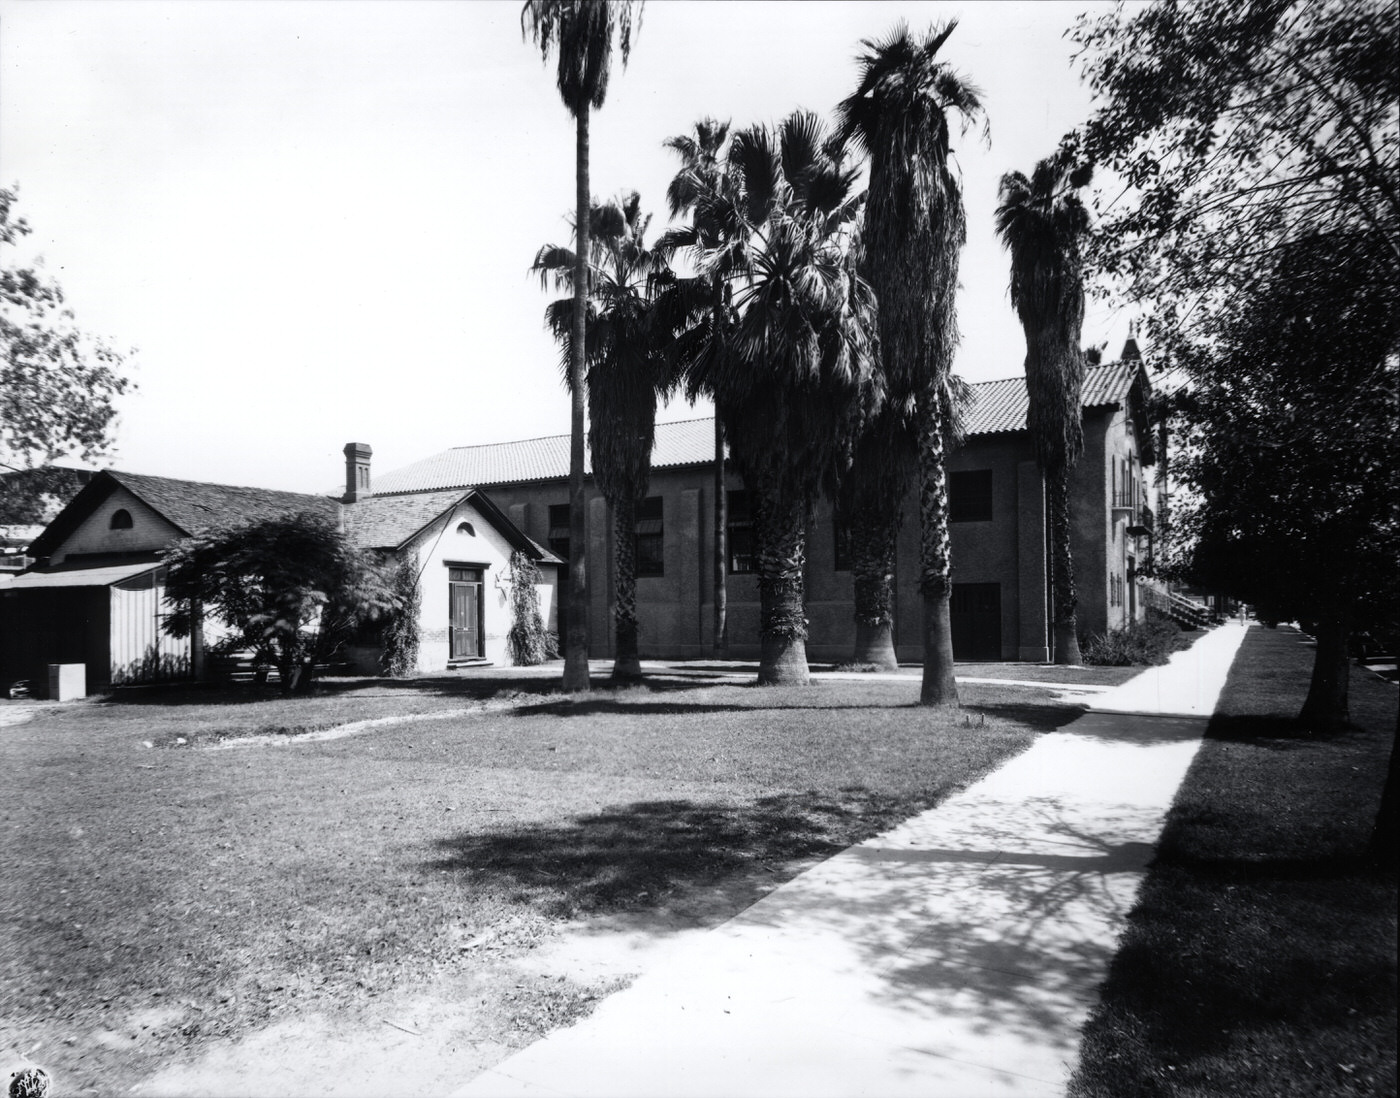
[1299,613,1350,732]
[851,509,899,670]
[1046,470,1082,664]
[562,104,591,693]
[611,494,642,683]
[915,381,959,707]
[753,483,810,686]
[1367,694,1399,869]
[713,415,729,658]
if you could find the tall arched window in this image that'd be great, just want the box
[109,509,134,530]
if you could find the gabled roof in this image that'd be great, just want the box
[373,362,1153,494]
[28,470,339,558]
[345,487,560,563]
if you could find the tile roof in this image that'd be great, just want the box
[372,362,1148,495]
[110,471,339,534]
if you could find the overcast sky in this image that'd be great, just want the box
[0,0,1137,494]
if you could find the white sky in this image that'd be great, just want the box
[0,0,1138,494]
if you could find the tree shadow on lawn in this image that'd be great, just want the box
[427,788,930,919]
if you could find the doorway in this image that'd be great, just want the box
[951,582,1002,661]
[448,566,483,660]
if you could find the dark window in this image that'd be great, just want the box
[635,496,664,576]
[832,509,852,572]
[727,490,754,574]
[949,470,993,523]
[548,503,570,560]
[109,508,133,530]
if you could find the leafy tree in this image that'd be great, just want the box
[1069,0,1399,352]
[996,155,1093,665]
[676,112,875,685]
[533,192,669,681]
[163,511,401,695]
[0,466,89,525]
[1069,0,1398,861]
[522,0,642,693]
[1162,231,1398,859]
[834,21,986,705]
[1,188,133,472]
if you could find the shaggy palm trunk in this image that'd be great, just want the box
[753,482,810,686]
[850,510,899,669]
[713,415,729,658]
[915,385,959,706]
[563,104,592,693]
[1300,611,1351,732]
[1046,472,1082,664]
[611,494,642,683]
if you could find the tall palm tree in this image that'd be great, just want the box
[996,156,1092,664]
[834,20,985,706]
[521,0,642,692]
[533,192,669,682]
[839,372,970,669]
[679,112,875,685]
[658,119,740,657]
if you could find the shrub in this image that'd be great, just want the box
[1081,613,1189,666]
[506,551,558,666]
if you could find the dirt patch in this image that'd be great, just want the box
[127,860,798,1097]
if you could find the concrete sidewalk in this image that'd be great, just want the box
[454,624,1251,1098]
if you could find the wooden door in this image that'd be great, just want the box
[449,567,482,659]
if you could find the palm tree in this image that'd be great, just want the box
[834,20,985,706]
[533,192,668,682]
[658,119,740,658]
[839,372,969,669]
[995,156,1092,664]
[521,0,642,692]
[679,112,875,685]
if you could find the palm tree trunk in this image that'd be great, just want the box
[1300,611,1351,732]
[713,415,729,658]
[851,508,899,669]
[611,493,642,683]
[563,103,592,693]
[1046,470,1082,664]
[915,383,959,706]
[753,480,810,686]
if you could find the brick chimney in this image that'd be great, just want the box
[343,442,372,503]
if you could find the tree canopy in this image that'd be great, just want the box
[1,188,133,472]
[163,511,400,694]
[1069,0,1399,347]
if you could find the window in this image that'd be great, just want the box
[727,490,754,574]
[832,509,852,572]
[456,521,476,537]
[548,503,570,560]
[109,508,133,530]
[635,496,664,576]
[949,470,993,523]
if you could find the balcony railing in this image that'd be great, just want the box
[1127,504,1154,537]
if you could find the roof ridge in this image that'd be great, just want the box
[108,469,333,499]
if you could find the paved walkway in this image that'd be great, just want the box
[454,624,1252,1098]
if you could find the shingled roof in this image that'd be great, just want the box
[28,470,339,559]
[344,487,560,562]
[373,362,1150,495]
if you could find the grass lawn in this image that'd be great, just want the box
[1070,625,1399,1098]
[1,672,1071,1095]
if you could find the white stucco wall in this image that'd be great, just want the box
[408,498,558,671]
[52,487,183,563]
